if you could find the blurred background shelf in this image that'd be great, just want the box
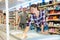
[46,19,60,21]
[48,26,60,28]
[47,13,60,16]
[39,2,60,8]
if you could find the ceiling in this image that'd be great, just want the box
[8,0,33,8]
[0,0,49,10]
[0,0,5,10]
[0,0,32,10]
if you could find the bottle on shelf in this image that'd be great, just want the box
[53,16,58,19]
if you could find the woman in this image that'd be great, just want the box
[22,4,48,39]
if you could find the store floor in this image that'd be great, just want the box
[0,24,6,40]
[0,30,21,40]
[0,24,19,40]
[10,30,60,40]
[0,30,6,40]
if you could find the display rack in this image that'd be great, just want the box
[9,10,19,30]
[39,0,60,34]
[0,10,6,24]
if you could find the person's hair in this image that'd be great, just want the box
[30,4,40,11]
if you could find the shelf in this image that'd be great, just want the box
[9,15,15,17]
[48,26,60,28]
[9,18,15,19]
[49,31,59,34]
[46,19,60,21]
[55,2,60,5]
[39,4,54,8]
[47,8,55,10]
[38,2,60,35]
[48,9,60,11]
[39,2,60,8]
[47,13,60,15]
[9,17,15,18]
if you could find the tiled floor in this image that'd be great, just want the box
[0,29,60,40]
[0,27,60,40]
[0,24,60,40]
[0,30,20,40]
[10,30,60,40]
[0,30,6,40]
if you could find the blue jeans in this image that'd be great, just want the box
[30,24,35,30]
[36,25,48,32]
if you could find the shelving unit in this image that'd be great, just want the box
[0,10,6,32]
[9,10,19,30]
[0,10,6,24]
[39,0,60,34]
[39,2,60,8]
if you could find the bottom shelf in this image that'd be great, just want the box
[49,31,60,34]
[48,26,60,28]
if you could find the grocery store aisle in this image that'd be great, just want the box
[10,30,60,40]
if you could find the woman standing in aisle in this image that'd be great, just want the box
[22,4,48,39]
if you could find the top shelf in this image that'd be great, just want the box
[39,2,60,8]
